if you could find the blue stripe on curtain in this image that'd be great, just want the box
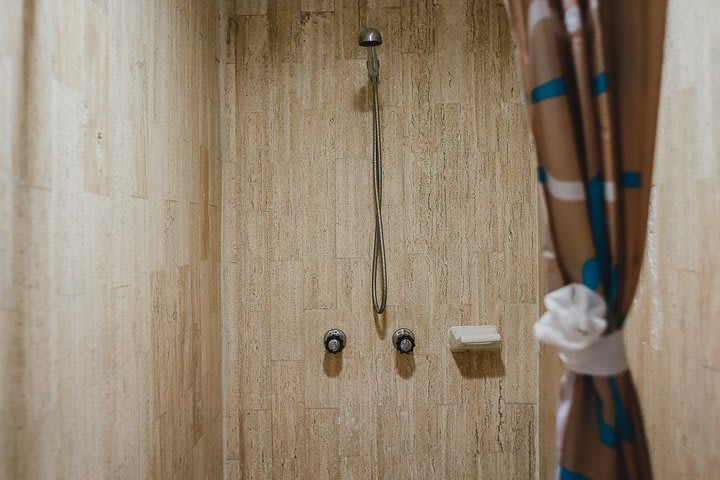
[592,72,608,96]
[594,387,618,447]
[582,258,601,290]
[531,77,567,103]
[621,171,642,188]
[609,377,634,441]
[587,175,610,295]
[560,467,591,480]
[538,166,548,183]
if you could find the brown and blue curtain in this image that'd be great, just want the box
[503,0,667,478]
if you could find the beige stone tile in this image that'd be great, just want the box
[271,361,306,459]
[376,405,415,473]
[268,2,302,63]
[400,2,433,54]
[300,12,337,110]
[500,403,536,479]
[439,403,480,479]
[270,261,304,360]
[499,304,538,404]
[237,112,270,211]
[340,455,373,480]
[301,0,334,13]
[302,209,337,309]
[432,5,472,104]
[303,408,340,480]
[236,16,270,113]
[238,410,273,478]
[236,0,267,16]
[272,458,299,480]
[338,356,375,457]
[83,3,109,196]
[335,154,373,259]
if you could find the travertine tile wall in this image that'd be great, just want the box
[0,5,20,475]
[626,0,720,477]
[221,1,539,478]
[538,1,720,479]
[1,0,223,478]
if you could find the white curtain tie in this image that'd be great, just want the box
[534,283,628,376]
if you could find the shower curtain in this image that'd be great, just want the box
[503,1,667,478]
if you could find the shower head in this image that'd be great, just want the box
[358,28,382,47]
[359,28,382,83]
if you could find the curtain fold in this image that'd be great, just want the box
[503,1,667,478]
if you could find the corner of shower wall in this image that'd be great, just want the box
[218,0,237,478]
[0,3,24,478]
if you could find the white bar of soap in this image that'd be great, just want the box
[448,325,501,352]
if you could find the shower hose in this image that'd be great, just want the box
[370,79,387,314]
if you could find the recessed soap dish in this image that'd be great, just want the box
[448,325,501,352]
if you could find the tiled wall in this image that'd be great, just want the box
[221,1,539,478]
[1,0,222,477]
[538,1,720,478]
[626,0,720,477]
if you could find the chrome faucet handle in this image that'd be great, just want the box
[324,329,346,354]
[392,328,415,354]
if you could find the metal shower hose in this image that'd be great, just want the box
[370,79,387,314]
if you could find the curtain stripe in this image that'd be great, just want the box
[604,181,616,202]
[595,389,618,447]
[531,77,567,103]
[560,467,590,480]
[538,166,548,183]
[537,167,616,203]
[539,167,587,201]
[609,377,634,441]
[548,177,585,201]
[564,5,582,33]
[592,72,608,96]
[587,176,611,294]
[528,0,553,30]
[621,171,642,188]
[582,258,601,290]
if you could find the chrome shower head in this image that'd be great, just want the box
[359,28,382,83]
[358,28,382,47]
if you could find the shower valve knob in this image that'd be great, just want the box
[392,328,415,354]
[323,329,346,354]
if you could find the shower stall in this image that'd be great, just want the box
[4,0,538,478]
[221,2,538,478]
